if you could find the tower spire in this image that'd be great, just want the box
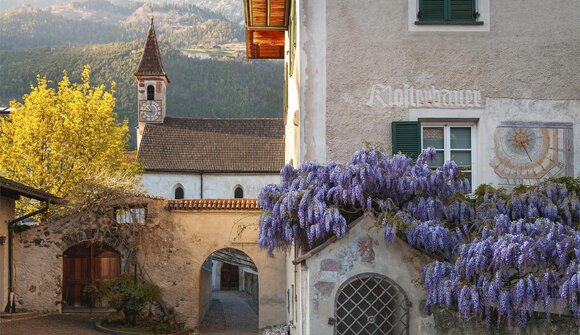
[134,17,169,82]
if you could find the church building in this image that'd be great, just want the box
[134,19,284,200]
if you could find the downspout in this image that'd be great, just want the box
[200,172,204,199]
[4,202,51,313]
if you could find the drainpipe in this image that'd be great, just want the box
[200,172,204,199]
[4,202,51,313]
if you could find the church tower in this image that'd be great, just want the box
[135,17,169,149]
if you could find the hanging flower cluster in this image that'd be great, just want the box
[258,145,580,328]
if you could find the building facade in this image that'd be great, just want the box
[243,0,580,334]
[135,20,285,200]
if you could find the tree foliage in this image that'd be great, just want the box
[0,65,139,206]
[258,146,580,328]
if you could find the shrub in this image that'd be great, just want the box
[100,274,160,326]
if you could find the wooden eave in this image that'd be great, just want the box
[243,0,291,59]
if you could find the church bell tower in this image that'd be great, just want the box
[134,17,169,149]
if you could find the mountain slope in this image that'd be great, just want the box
[0,42,283,148]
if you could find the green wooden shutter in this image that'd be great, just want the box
[450,0,475,21]
[420,0,445,21]
[392,121,421,160]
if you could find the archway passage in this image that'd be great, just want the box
[63,242,120,308]
[200,248,258,334]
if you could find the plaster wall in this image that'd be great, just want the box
[11,201,286,331]
[199,267,212,322]
[141,172,279,199]
[298,0,327,164]
[290,0,580,177]
[325,0,580,163]
[0,196,14,309]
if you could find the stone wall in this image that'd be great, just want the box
[11,198,286,331]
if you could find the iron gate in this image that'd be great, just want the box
[335,273,410,335]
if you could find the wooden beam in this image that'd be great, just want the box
[253,31,285,46]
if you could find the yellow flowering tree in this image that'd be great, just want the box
[0,66,140,208]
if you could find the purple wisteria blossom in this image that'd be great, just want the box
[258,145,580,328]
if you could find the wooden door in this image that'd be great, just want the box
[63,243,120,307]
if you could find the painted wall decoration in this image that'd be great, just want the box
[490,122,574,185]
[366,84,483,109]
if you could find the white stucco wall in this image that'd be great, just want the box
[140,172,280,199]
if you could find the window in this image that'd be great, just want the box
[335,273,410,335]
[174,186,184,199]
[417,0,479,23]
[234,186,244,199]
[392,121,476,187]
[147,85,155,101]
[422,123,475,187]
[116,207,146,224]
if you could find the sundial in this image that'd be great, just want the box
[490,122,573,185]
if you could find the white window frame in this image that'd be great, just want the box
[408,0,490,32]
[421,122,477,188]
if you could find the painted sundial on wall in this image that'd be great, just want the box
[490,122,573,185]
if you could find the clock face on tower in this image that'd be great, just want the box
[490,122,573,185]
[139,100,162,122]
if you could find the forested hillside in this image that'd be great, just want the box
[0,0,283,149]
[0,41,283,148]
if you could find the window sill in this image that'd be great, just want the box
[415,21,484,26]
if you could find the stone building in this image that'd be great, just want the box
[11,197,286,330]
[242,0,580,334]
[134,19,285,200]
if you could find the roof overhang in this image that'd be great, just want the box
[0,177,64,204]
[243,0,291,59]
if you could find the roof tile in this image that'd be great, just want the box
[166,198,261,211]
[137,117,285,173]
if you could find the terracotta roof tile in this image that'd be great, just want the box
[137,117,285,173]
[134,19,169,81]
[166,198,261,211]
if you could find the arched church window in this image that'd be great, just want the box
[234,186,244,199]
[175,185,184,199]
[147,85,155,101]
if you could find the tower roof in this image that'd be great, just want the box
[134,17,169,82]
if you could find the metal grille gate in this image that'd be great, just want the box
[335,273,410,335]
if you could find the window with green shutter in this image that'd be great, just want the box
[392,121,421,160]
[417,0,478,22]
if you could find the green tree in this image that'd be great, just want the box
[0,65,140,207]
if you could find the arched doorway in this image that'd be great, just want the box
[199,248,258,333]
[63,242,120,308]
[335,273,410,335]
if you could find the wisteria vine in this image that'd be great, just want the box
[257,145,580,327]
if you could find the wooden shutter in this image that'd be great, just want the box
[392,121,421,160]
[450,0,475,21]
[420,0,445,21]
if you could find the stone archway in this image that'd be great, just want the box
[62,242,121,308]
[198,248,259,334]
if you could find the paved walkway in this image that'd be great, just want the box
[200,291,258,335]
[0,314,103,335]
